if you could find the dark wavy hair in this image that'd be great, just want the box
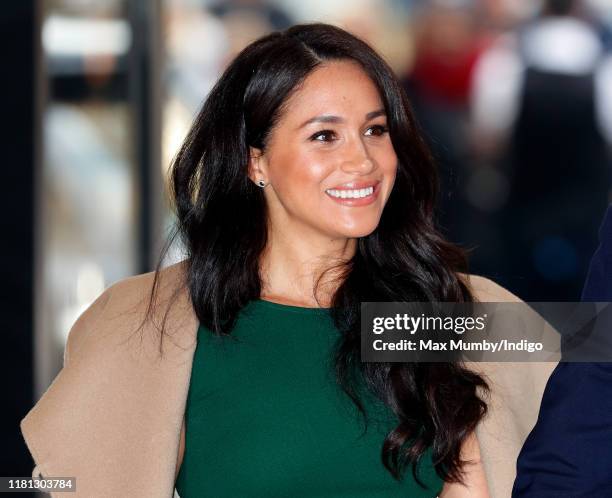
[146,22,488,488]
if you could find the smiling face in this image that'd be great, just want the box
[248,59,398,242]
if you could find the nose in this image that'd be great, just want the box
[340,136,376,174]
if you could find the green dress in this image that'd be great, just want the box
[175,299,444,497]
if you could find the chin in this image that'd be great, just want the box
[334,223,379,239]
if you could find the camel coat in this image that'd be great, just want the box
[20,260,557,497]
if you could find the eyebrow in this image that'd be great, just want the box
[297,109,386,129]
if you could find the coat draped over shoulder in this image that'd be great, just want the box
[20,261,198,498]
[20,262,558,498]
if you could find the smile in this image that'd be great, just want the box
[324,182,381,206]
[325,186,374,199]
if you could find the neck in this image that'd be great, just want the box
[259,222,357,308]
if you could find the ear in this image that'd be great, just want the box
[247,146,268,184]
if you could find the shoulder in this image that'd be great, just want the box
[458,273,522,303]
[74,260,188,323]
[106,259,188,303]
[64,260,191,365]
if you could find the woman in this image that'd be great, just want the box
[20,23,555,498]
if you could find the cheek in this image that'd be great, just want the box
[366,142,398,190]
[272,148,333,192]
[377,143,399,172]
[376,145,399,198]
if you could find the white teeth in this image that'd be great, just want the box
[325,186,374,199]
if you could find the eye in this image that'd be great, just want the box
[365,124,389,137]
[309,130,337,142]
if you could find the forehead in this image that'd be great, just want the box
[280,60,384,122]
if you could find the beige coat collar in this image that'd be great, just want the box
[20,262,556,497]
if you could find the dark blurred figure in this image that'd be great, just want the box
[402,1,494,255]
[513,206,612,497]
[471,0,612,300]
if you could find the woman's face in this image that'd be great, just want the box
[249,59,398,241]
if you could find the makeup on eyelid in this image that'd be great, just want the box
[308,124,389,143]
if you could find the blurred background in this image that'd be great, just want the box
[3,0,612,490]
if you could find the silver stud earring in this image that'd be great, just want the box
[257,180,267,188]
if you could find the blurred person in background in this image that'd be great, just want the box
[400,0,537,287]
[20,22,557,498]
[470,0,612,300]
[402,0,493,248]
